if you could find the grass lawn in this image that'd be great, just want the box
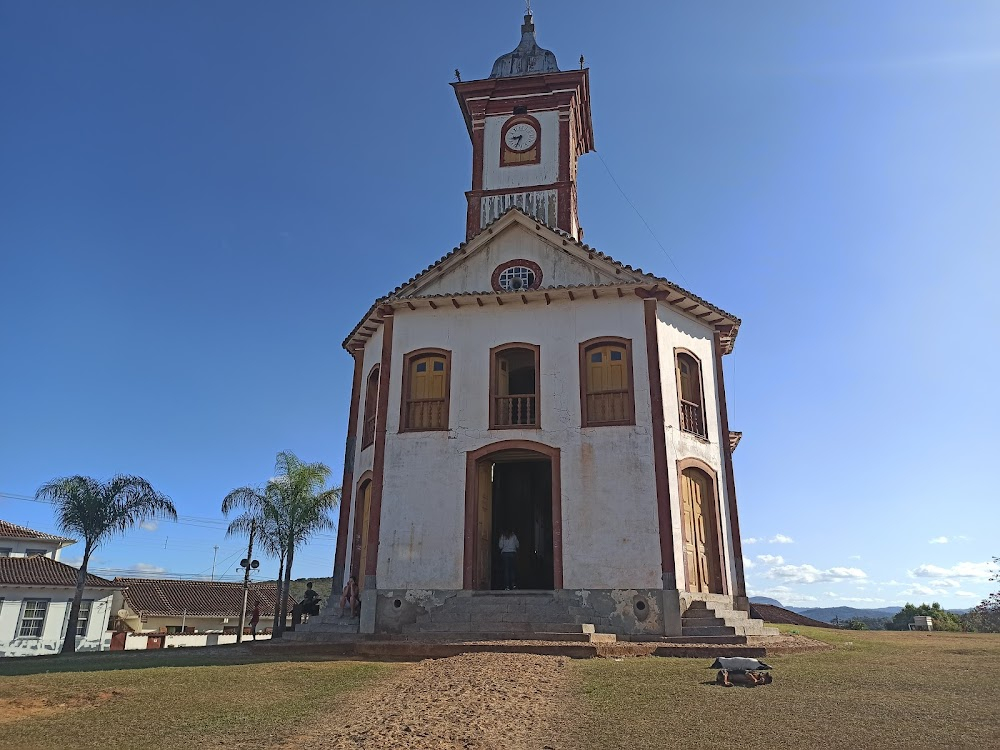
[0,646,390,749]
[574,626,1000,750]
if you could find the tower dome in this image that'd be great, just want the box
[489,13,559,78]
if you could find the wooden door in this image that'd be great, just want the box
[358,481,372,591]
[680,469,721,593]
[476,461,493,589]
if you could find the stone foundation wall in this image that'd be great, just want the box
[369,588,681,637]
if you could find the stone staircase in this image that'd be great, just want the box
[682,599,778,639]
[282,609,360,642]
[401,591,596,640]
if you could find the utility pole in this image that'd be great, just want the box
[236,520,256,645]
[211,545,219,582]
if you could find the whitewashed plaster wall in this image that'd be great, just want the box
[411,224,614,297]
[482,111,561,190]
[348,294,664,591]
[0,588,115,657]
[0,540,65,559]
[654,302,737,593]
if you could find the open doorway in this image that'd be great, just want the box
[468,445,559,590]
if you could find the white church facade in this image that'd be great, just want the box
[329,13,756,638]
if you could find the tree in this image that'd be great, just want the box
[36,475,176,654]
[266,451,340,637]
[963,557,1000,633]
[224,452,340,638]
[221,485,284,643]
[888,602,963,632]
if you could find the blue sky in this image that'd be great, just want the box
[1,2,997,609]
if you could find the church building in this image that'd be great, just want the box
[329,13,762,639]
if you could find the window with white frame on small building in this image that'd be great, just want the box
[0,547,11,557]
[24,548,48,558]
[18,599,49,638]
[75,600,93,637]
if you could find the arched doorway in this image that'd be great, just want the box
[464,441,562,590]
[351,474,373,590]
[678,462,726,594]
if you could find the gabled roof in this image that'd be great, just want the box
[343,207,741,353]
[0,519,75,547]
[116,577,296,618]
[0,556,117,589]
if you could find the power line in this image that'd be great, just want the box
[595,150,689,285]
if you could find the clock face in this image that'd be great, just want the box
[504,122,538,152]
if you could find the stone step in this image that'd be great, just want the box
[404,621,583,635]
[681,616,726,627]
[681,625,737,637]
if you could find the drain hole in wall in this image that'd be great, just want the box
[633,595,651,622]
[393,599,402,609]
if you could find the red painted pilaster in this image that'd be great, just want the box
[363,308,395,587]
[332,348,365,592]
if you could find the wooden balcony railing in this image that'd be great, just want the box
[680,399,706,437]
[585,389,631,424]
[494,394,537,427]
[361,415,376,447]
[405,398,447,430]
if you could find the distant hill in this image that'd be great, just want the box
[794,606,898,623]
[749,597,784,607]
[749,599,972,624]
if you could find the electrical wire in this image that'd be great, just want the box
[595,150,689,285]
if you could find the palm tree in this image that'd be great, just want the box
[35,475,176,654]
[267,451,340,637]
[221,452,340,638]
[221,484,284,642]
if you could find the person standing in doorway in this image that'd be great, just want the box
[249,601,261,640]
[498,529,520,590]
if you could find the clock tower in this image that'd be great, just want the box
[453,12,595,240]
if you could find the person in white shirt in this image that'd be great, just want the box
[498,529,520,590]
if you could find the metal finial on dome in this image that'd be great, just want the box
[489,11,559,78]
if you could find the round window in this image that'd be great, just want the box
[491,259,543,293]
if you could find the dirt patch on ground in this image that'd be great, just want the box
[278,652,577,749]
[746,632,833,654]
[0,691,122,725]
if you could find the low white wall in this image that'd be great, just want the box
[122,632,272,649]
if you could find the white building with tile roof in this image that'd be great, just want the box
[324,13,763,640]
[0,521,118,656]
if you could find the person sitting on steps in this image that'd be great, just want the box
[339,575,360,618]
[302,581,321,619]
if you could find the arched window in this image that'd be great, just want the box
[361,366,379,448]
[490,343,540,429]
[401,349,451,431]
[579,338,635,427]
[676,351,707,438]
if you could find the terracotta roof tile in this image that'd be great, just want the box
[0,556,117,588]
[343,207,741,352]
[116,577,296,618]
[0,519,75,545]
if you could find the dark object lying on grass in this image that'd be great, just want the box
[716,669,772,687]
[710,657,773,671]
